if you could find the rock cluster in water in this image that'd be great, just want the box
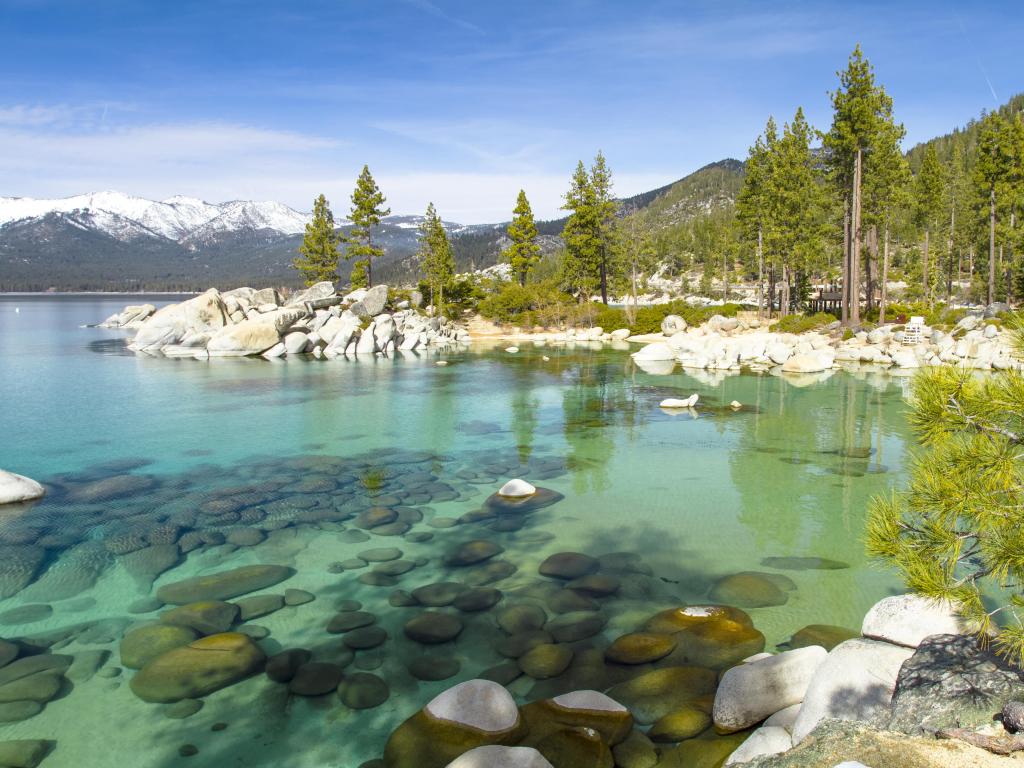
[99,283,469,358]
[632,312,1020,374]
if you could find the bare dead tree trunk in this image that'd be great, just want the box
[989,186,997,306]
[879,225,890,324]
[842,198,850,325]
[757,225,764,319]
[851,149,862,325]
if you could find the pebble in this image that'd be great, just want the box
[343,626,388,650]
[358,547,403,562]
[288,662,344,696]
[284,589,315,606]
[408,655,461,681]
[337,672,389,709]
[327,612,376,634]
[404,612,464,644]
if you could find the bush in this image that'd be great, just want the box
[773,312,837,334]
[477,282,573,325]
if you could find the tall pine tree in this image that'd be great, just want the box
[914,145,946,305]
[293,194,340,286]
[823,45,897,325]
[343,165,390,288]
[736,118,778,317]
[591,151,617,304]
[505,190,541,286]
[418,203,455,317]
[561,160,601,300]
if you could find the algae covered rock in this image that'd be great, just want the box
[120,624,199,669]
[518,644,573,680]
[520,691,633,747]
[155,565,295,604]
[605,633,676,665]
[445,746,552,768]
[648,704,712,742]
[383,679,526,768]
[785,624,857,651]
[129,632,265,702]
[606,666,717,725]
[671,618,766,670]
[643,605,752,634]
[708,572,794,608]
[160,601,239,635]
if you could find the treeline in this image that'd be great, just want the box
[632,47,1024,322]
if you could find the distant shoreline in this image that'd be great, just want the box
[0,291,199,297]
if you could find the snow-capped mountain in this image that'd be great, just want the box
[0,191,310,244]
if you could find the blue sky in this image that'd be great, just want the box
[0,0,1021,222]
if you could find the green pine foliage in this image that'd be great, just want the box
[561,160,602,299]
[293,194,340,286]
[343,165,391,288]
[418,202,455,316]
[866,330,1024,663]
[915,145,947,302]
[505,190,541,286]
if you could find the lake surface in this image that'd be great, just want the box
[0,294,910,767]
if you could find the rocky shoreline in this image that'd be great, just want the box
[98,282,469,359]
[631,312,1020,375]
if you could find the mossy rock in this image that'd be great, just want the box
[708,572,794,608]
[120,624,199,670]
[535,726,613,768]
[669,619,766,671]
[605,633,677,665]
[612,729,658,768]
[655,730,748,768]
[648,704,712,742]
[160,601,239,635]
[520,691,633,747]
[518,644,573,679]
[155,565,295,605]
[606,666,717,725]
[643,606,752,634]
[129,632,265,703]
[785,624,858,651]
[443,540,504,567]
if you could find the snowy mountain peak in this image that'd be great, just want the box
[0,191,310,243]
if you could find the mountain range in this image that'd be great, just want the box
[0,164,742,291]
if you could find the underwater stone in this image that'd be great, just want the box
[67,474,157,503]
[786,624,858,651]
[446,746,553,768]
[389,590,418,607]
[495,631,554,659]
[373,560,415,576]
[0,604,52,625]
[534,727,613,768]
[0,740,51,768]
[412,582,467,607]
[265,649,312,683]
[127,597,163,614]
[0,672,62,704]
[0,546,46,599]
[161,601,240,635]
[338,672,390,709]
[130,632,265,703]
[408,655,461,681]
[284,589,315,606]
[66,649,109,683]
[156,564,295,604]
[648,705,712,742]
[358,572,397,587]
[643,605,752,634]
[564,574,620,597]
[709,572,794,608]
[606,667,718,726]
[234,594,284,621]
[327,611,376,634]
[225,528,264,547]
[545,612,607,643]
[343,626,388,650]
[359,547,403,562]
[442,540,504,567]
[0,641,17,668]
[498,479,536,498]
[163,699,204,719]
[547,589,599,614]
[497,605,547,634]
[404,612,464,644]
[122,544,181,590]
[0,701,43,723]
[519,644,573,680]
[605,633,677,665]
[120,624,200,669]
[288,662,344,696]
[453,588,502,613]
[462,559,517,586]
[539,553,599,580]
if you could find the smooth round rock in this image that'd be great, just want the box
[359,547,403,562]
[129,633,265,703]
[389,590,419,607]
[709,572,792,608]
[546,612,607,643]
[405,612,464,644]
[266,649,313,683]
[447,746,553,768]
[163,699,204,720]
[539,552,599,580]
[336,600,363,611]
[0,604,53,625]
[234,594,284,621]
[408,655,461,681]
[547,589,599,614]
[519,644,573,679]
[453,588,502,612]
[565,574,620,597]
[127,597,164,614]
[425,679,520,731]
[288,662,344,696]
[337,672,389,709]
[497,605,547,634]
[443,540,504,567]
[0,700,43,723]
[498,479,536,498]
[496,630,555,659]
[606,666,718,725]
[648,705,711,742]
[412,582,468,607]
[120,624,199,670]
[327,611,377,634]
[359,572,398,587]
[787,624,858,651]
[643,605,752,633]
[344,626,388,650]
[605,633,677,665]
[284,589,316,606]
[155,565,295,605]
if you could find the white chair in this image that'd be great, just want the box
[903,316,924,345]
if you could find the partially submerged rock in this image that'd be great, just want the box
[0,471,45,506]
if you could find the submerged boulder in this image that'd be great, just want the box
[0,471,45,506]
[129,632,265,703]
[155,565,295,605]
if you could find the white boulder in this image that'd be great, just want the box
[283,332,310,355]
[207,317,281,356]
[498,479,536,498]
[723,726,792,766]
[790,638,914,744]
[661,315,687,336]
[0,470,45,505]
[446,746,552,768]
[610,328,631,340]
[781,351,834,373]
[713,645,827,732]
[861,594,964,648]
[632,342,675,361]
[425,680,520,732]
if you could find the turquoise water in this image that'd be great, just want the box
[0,295,910,767]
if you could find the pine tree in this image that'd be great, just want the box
[736,118,778,317]
[944,144,970,302]
[974,112,1024,305]
[866,332,1024,664]
[591,151,617,304]
[823,45,897,325]
[561,160,601,300]
[505,190,541,286]
[764,108,826,316]
[616,205,657,324]
[293,194,340,286]
[915,145,946,305]
[418,203,455,317]
[343,165,390,288]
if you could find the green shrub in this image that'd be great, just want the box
[477,282,573,325]
[773,312,837,334]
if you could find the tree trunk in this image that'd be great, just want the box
[599,251,608,305]
[780,264,791,318]
[866,225,877,313]
[851,149,862,325]
[989,186,997,306]
[880,225,890,325]
[842,198,850,325]
[722,251,729,302]
[923,229,930,305]
[947,201,956,302]
[768,265,776,318]
[757,225,764,320]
